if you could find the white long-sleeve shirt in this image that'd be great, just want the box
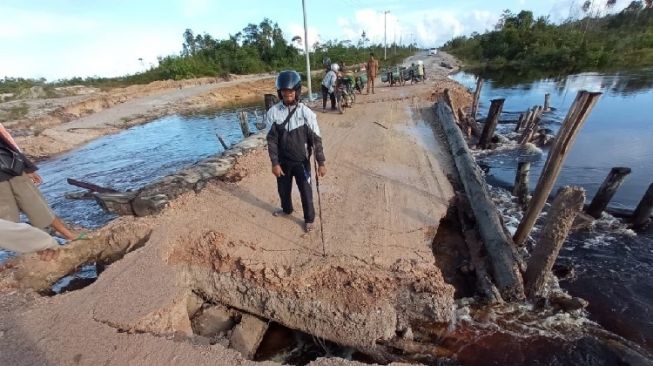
[321,70,337,93]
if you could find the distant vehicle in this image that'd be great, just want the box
[428,48,437,56]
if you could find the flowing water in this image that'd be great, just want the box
[0,105,264,263]
[451,68,653,357]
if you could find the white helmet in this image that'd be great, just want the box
[417,60,423,65]
[331,63,339,72]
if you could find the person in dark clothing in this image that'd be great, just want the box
[0,123,78,241]
[266,70,327,233]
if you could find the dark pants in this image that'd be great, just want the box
[321,85,336,110]
[277,160,315,223]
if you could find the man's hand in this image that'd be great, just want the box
[27,172,42,185]
[272,165,284,177]
[318,165,327,177]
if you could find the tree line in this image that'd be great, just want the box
[1,18,415,98]
[441,1,653,76]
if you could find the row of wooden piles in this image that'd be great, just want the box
[436,79,653,304]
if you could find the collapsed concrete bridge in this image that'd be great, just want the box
[0,65,470,365]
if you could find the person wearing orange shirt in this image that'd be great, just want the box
[366,52,379,94]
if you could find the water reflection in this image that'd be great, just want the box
[451,68,653,209]
[467,66,653,94]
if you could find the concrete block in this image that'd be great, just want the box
[192,304,236,337]
[229,314,269,359]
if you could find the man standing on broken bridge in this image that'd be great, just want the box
[266,70,327,233]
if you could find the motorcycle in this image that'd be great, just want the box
[335,76,356,114]
[381,66,407,86]
[355,74,367,94]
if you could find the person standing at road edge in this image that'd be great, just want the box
[266,70,327,233]
[366,52,379,94]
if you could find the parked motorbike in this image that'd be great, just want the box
[355,74,367,94]
[335,76,356,114]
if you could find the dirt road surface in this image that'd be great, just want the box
[0,52,474,365]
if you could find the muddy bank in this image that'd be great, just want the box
[2,74,275,160]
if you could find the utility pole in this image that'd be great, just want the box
[302,0,314,101]
[384,10,390,60]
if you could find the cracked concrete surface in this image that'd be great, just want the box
[0,52,465,365]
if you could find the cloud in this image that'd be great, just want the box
[332,9,402,46]
[1,27,181,80]
[179,0,213,18]
[332,8,498,48]
[410,9,499,47]
[286,23,320,50]
[0,5,99,39]
[547,0,631,22]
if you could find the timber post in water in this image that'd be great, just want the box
[478,98,505,149]
[514,111,526,132]
[519,106,543,145]
[586,167,632,219]
[216,134,229,150]
[515,108,533,133]
[632,183,653,229]
[513,91,602,246]
[544,93,551,112]
[436,99,525,300]
[524,186,585,298]
[239,111,251,137]
[264,93,277,111]
[513,162,531,207]
[470,77,483,121]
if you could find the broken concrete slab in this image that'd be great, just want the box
[229,313,269,359]
[169,229,454,350]
[192,303,237,337]
[87,227,197,336]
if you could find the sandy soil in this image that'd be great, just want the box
[0,51,475,365]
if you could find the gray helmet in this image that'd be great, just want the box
[276,70,302,102]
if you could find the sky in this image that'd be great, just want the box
[0,0,634,81]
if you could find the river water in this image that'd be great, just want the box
[0,106,264,263]
[451,69,653,356]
